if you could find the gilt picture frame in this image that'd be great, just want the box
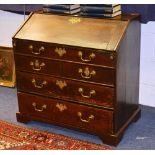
[0,46,15,87]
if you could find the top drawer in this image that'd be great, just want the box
[13,40,116,68]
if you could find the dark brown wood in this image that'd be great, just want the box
[17,92,113,134]
[17,92,54,120]
[14,54,61,76]
[16,112,31,123]
[13,12,141,146]
[15,53,115,86]
[16,92,141,146]
[114,19,141,132]
[14,39,116,68]
[62,61,115,85]
[16,71,114,108]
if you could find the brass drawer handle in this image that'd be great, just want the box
[55,47,66,57]
[32,79,47,89]
[32,102,47,112]
[78,88,96,98]
[77,112,94,123]
[78,51,95,62]
[30,60,45,71]
[78,67,96,79]
[56,80,67,90]
[29,45,45,55]
[56,103,67,112]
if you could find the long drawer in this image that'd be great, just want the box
[16,71,114,108]
[18,92,113,133]
[14,54,61,76]
[14,40,116,68]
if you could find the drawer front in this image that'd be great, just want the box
[17,92,54,119]
[16,71,114,108]
[18,92,113,133]
[14,40,116,67]
[62,62,115,86]
[53,100,113,134]
[14,54,61,76]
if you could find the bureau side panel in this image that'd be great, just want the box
[115,19,141,132]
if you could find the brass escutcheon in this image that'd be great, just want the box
[55,47,66,57]
[30,60,45,71]
[56,103,67,112]
[78,67,96,79]
[69,17,81,24]
[56,80,67,90]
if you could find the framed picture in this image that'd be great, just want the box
[0,46,16,87]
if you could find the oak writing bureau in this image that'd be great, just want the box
[13,12,141,145]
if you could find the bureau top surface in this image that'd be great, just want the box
[14,13,129,51]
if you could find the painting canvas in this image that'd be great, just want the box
[0,46,15,87]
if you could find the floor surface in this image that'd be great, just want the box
[0,87,155,150]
